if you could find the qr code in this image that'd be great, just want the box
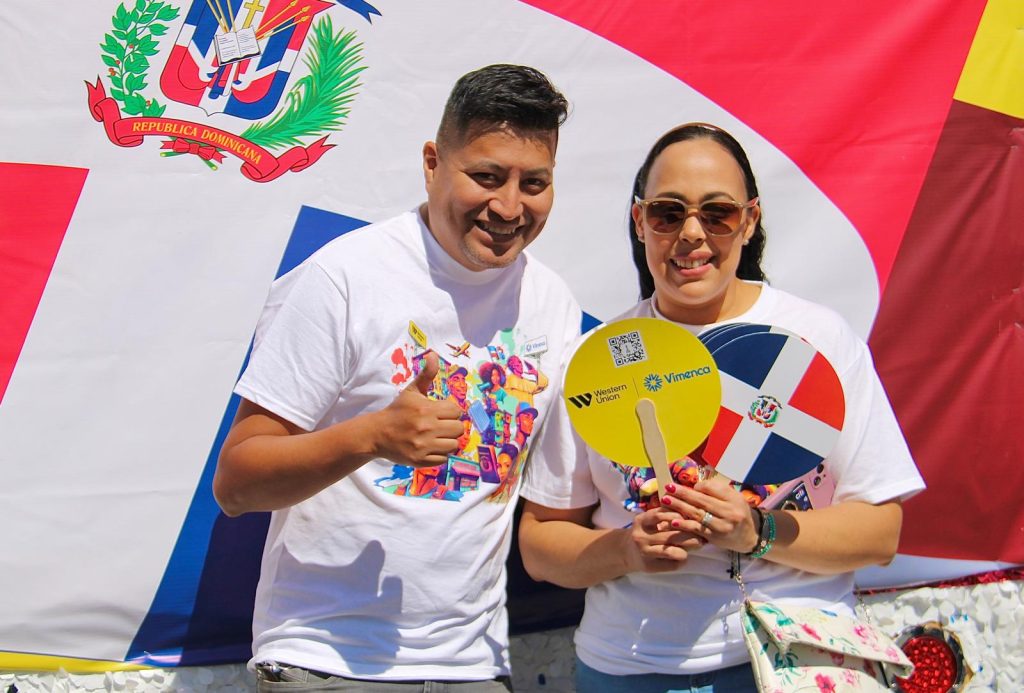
[608,330,646,367]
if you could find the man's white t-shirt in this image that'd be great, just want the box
[235,210,581,680]
[523,284,925,676]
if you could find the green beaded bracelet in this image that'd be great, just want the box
[750,510,776,559]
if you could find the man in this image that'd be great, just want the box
[504,355,547,406]
[513,404,538,450]
[214,64,580,690]
[446,366,470,413]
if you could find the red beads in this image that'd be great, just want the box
[896,634,957,693]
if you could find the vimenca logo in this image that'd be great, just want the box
[568,393,594,408]
[643,373,663,392]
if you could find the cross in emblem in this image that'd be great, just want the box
[240,0,267,29]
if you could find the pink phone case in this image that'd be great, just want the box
[761,463,835,511]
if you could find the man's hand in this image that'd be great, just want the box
[372,352,465,467]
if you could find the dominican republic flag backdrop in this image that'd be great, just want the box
[1,0,1021,671]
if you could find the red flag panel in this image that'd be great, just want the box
[523,0,988,291]
[0,162,88,403]
[871,100,1024,563]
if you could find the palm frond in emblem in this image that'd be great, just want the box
[241,15,366,150]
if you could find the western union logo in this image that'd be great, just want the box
[568,385,628,408]
[568,393,593,408]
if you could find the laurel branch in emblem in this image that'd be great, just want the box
[100,0,180,118]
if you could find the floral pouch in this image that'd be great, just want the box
[741,599,914,692]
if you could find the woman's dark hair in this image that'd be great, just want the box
[479,361,507,387]
[437,64,569,148]
[630,123,766,300]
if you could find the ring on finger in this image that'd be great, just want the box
[700,510,714,528]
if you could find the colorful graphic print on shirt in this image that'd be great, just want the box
[612,456,836,516]
[375,328,549,503]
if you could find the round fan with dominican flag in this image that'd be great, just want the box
[696,325,846,485]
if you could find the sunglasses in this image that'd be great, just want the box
[634,196,758,236]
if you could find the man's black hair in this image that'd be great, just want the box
[436,64,569,148]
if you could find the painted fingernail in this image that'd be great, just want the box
[665,483,677,493]
[661,496,672,505]
[670,519,681,528]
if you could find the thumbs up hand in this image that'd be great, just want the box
[408,350,442,398]
[374,352,465,467]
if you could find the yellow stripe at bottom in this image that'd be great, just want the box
[0,651,153,673]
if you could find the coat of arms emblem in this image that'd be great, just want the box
[87,0,378,181]
[748,394,782,428]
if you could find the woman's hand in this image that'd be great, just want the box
[624,506,707,574]
[658,476,760,554]
[520,500,701,588]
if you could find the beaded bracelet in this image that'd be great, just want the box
[747,507,765,553]
[750,510,776,558]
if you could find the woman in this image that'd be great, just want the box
[518,123,924,692]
